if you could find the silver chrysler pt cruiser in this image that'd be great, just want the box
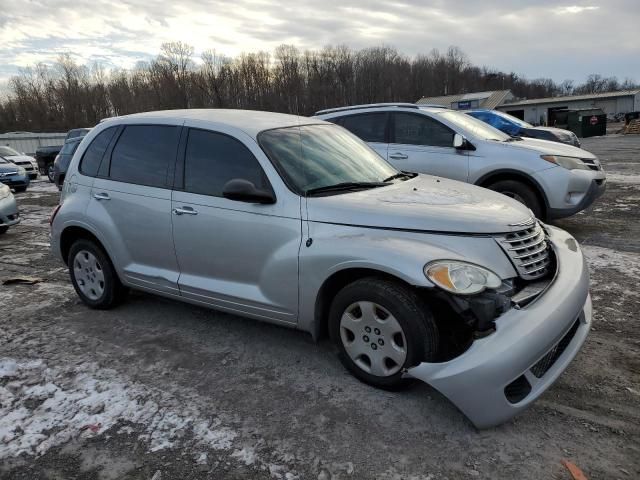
[50,109,592,428]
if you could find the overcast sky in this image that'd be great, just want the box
[1,0,639,88]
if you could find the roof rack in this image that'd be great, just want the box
[314,103,420,116]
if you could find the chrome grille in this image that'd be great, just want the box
[495,221,551,280]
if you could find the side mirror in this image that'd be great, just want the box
[453,133,465,148]
[222,178,275,204]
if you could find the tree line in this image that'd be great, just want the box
[0,42,637,133]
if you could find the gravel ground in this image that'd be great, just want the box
[1,135,639,480]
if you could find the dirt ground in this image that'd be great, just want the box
[1,135,639,480]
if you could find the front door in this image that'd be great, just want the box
[388,112,469,182]
[171,126,302,324]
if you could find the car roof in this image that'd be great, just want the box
[314,104,450,118]
[101,109,327,139]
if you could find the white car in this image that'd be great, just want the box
[315,104,607,220]
[0,146,39,180]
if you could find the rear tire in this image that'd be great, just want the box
[68,239,127,309]
[487,180,543,219]
[47,164,55,182]
[329,277,439,390]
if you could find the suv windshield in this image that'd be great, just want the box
[0,146,21,156]
[492,110,532,128]
[259,124,398,195]
[436,111,511,142]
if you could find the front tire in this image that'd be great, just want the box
[13,186,27,193]
[329,277,439,390]
[487,180,543,219]
[0,226,8,235]
[68,239,127,309]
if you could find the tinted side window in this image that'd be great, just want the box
[393,113,454,147]
[184,129,269,197]
[79,127,117,176]
[340,113,387,143]
[109,125,180,188]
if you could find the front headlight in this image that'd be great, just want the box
[0,184,9,199]
[424,261,502,295]
[17,167,26,175]
[541,155,589,170]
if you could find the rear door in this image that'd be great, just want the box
[388,112,469,181]
[171,126,301,324]
[334,112,389,159]
[86,122,181,295]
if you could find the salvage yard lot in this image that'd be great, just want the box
[1,135,639,479]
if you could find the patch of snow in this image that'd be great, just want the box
[606,174,640,184]
[0,357,237,459]
[582,245,640,279]
[232,446,257,465]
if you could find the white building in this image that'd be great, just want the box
[497,90,640,125]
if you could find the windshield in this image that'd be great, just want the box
[259,124,398,194]
[0,146,21,156]
[436,111,511,141]
[0,157,8,164]
[492,110,532,128]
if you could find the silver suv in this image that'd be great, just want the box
[314,103,606,219]
[51,109,592,428]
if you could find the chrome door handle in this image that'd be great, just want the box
[389,152,408,160]
[93,192,110,201]
[172,207,198,216]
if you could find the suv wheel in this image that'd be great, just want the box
[329,278,438,389]
[487,180,543,219]
[47,164,55,182]
[68,239,127,309]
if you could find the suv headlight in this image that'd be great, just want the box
[541,155,589,171]
[424,261,502,295]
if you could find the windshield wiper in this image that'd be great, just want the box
[305,181,389,196]
[382,171,415,182]
[504,136,524,142]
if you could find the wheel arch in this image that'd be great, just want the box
[59,225,111,266]
[474,169,549,217]
[312,267,415,342]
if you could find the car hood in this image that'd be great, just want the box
[0,163,21,173]
[5,155,37,164]
[504,137,594,158]
[306,175,534,234]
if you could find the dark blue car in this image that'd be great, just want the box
[0,156,30,192]
[466,109,580,147]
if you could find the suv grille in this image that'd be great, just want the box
[581,158,601,171]
[495,221,551,280]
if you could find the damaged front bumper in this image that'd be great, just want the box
[407,225,591,428]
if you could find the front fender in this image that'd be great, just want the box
[297,221,517,336]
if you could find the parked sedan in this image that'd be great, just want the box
[0,157,30,192]
[465,109,581,147]
[0,183,20,234]
[0,146,39,179]
[53,136,84,190]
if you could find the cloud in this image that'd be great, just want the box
[0,0,638,88]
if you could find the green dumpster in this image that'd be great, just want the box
[566,108,607,138]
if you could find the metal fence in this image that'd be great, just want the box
[0,133,67,156]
